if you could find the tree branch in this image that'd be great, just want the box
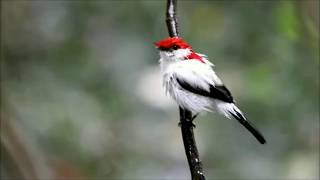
[166,0,179,37]
[165,0,206,179]
[179,107,205,180]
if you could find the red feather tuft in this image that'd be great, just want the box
[154,37,191,49]
[155,37,205,63]
[185,51,205,63]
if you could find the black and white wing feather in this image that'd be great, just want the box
[176,78,233,103]
[171,60,233,103]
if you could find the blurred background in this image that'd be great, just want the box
[1,0,319,179]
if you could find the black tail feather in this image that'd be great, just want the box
[230,112,266,144]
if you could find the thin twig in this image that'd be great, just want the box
[166,0,179,37]
[165,0,206,179]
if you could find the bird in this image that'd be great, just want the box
[155,37,266,144]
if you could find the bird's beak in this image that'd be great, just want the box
[154,41,160,49]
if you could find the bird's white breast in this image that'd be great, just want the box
[160,59,222,113]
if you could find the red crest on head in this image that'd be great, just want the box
[154,37,191,50]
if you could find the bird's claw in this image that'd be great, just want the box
[191,114,198,121]
[178,120,196,128]
[178,113,198,127]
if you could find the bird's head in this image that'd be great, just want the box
[155,37,204,63]
[155,37,192,61]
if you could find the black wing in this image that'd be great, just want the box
[176,77,234,103]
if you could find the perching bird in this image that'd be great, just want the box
[155,37,266,144]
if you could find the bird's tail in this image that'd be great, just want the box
[217,103,266,144]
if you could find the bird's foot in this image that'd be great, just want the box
[191,114,199,121]
[178,120,196,128]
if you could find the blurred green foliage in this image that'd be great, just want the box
[1,1,319,179]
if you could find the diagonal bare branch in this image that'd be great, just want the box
[165,0,206,179]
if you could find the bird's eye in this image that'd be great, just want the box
[172,45,179,50]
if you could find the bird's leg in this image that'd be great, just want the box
[178,120,196,128]
[191,113,199,121]
[181,114,198,128]
[178,108,196,128]
[179,116,196,128]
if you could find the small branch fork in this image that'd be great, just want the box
[165,0,206,179]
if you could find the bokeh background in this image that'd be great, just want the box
[1,0,319,179]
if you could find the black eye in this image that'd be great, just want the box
[172,45,179,50]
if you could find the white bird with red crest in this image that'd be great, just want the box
[155,37,266,144]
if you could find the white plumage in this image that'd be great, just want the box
[159,49,241,118]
